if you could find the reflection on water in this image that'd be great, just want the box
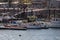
[0,28,60,40]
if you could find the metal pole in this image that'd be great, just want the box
[54,8,56,21]
[47,0,50,21]
[49,0,50,21]
[49,8,50,21]
[8,0,9,8]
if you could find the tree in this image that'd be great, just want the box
[21,0,32,4]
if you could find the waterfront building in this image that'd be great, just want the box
[0,0,60,21]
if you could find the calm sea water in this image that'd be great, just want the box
[0,28,60,40]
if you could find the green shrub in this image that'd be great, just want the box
[27,15,37,22]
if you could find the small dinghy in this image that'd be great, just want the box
[0,24,27,30]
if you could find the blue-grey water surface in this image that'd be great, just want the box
[0,28,60,40]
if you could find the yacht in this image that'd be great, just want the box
[25,21,47,29]
[47,18,60,28]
